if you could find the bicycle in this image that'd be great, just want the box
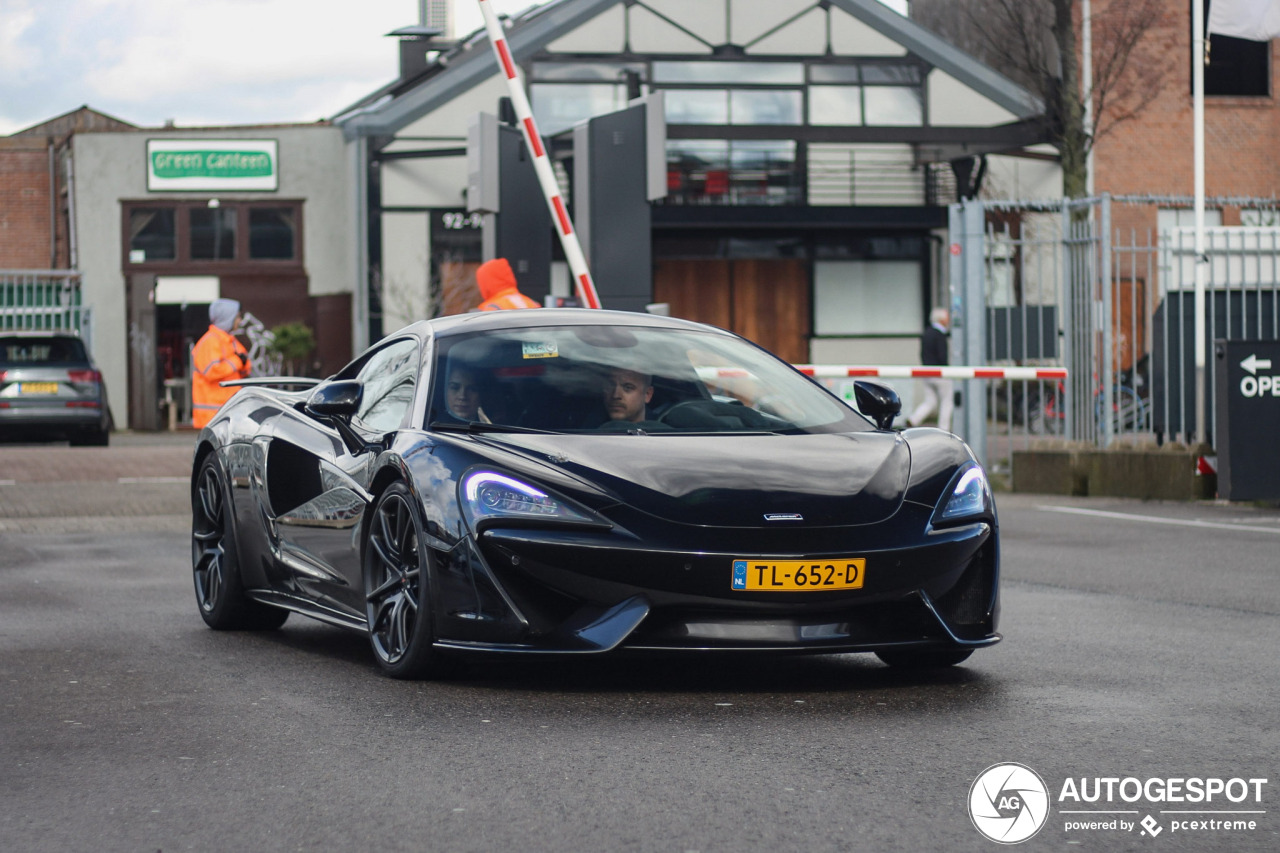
[1036,373,1148,437]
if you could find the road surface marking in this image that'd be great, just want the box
[1037,505,1280,535]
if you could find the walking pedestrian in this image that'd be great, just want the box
[907,306,953,431]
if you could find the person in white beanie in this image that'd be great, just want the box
[191,298,251,428]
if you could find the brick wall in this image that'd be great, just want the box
[0,138,62,269]
[1094,0,1280,236]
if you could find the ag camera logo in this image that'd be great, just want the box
[969,763,1051,844]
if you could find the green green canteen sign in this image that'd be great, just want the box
[147,139,278,191]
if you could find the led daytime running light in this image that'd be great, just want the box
[936,464,990,523]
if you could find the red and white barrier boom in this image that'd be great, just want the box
[476,0,602,309]
[794,365,1068,381]
[698,365,1068,381]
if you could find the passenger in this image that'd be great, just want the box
[602,367,653,423]
[445,366,489,422]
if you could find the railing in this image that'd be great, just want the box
[0,270,91,352]
[807,144,926,206]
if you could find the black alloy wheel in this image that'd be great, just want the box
[364,482,442,679]
[191,454,288,630]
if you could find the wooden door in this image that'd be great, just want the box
[730,259,809,364]
[653,260,732,330]
[652,258,810,363]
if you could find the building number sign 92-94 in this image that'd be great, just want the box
[441,212,483,230]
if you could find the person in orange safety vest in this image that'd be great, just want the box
[475,258,540,311]
[191,298,252,428]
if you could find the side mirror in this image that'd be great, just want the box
[853,380,902,430]
[305,380,362,419]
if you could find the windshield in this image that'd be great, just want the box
[427,324,870,435]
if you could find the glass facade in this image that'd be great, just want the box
[531,82,629,135]
[530,56,928,206]
[666,140,800,205]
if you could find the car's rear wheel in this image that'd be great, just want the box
[191,454,288,630]
[70,425,109,446]
[364,483,443,679]
[875,647,973,669]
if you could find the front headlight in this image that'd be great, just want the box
[460,470,608,532]
[931,463,993,526]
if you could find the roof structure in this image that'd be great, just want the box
[337,0,1044,141]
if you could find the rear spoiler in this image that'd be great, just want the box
[219,376,321,389]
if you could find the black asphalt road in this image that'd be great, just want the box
[2,441,1278,852]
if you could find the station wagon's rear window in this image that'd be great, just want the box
[0,337,89,364]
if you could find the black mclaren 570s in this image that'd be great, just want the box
[190,308,999,678]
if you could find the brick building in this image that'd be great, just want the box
[1091,0,1280,236]
[0,107,136,270]
[2,108,357,431]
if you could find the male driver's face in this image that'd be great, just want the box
[603,368,652,422]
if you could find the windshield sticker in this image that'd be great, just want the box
[522,342,559,359]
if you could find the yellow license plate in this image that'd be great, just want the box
[19,382,59,394]
[731,558,866,592]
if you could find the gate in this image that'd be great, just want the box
[948,195,1280,477]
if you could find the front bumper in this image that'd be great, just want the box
[429,513,1000,656]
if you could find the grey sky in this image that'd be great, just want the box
[2,0,907,135]
[0,0,538,134]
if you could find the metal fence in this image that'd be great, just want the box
[948,195,1280,479]
[0,270,91,353]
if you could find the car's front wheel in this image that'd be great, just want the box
[363,482,444,679]
[875,647,973,669]
[191,454,288,630]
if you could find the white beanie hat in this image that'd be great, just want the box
[209,298,241,332]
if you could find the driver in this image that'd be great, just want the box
[602,367,653,423]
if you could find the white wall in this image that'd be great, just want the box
[380,212,430,334]
[72,124,352,428]
[928,70,1018,127]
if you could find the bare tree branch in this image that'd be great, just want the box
[913,0,1166,197]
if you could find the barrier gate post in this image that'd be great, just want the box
[950,199,989,464]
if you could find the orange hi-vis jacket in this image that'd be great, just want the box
[476,258,540,310]
[191,325,251,428]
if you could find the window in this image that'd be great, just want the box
[531,82,628,135]
[653,61,804,85]
[864,87,924,126]
[730,90,802,125]
[129,208,176,261]
[355,338,418,432]
[814,260,923,336]
[664,90,730,124]
[123,201,302,267]
[1205,35,1269,95]
[809,86,863,126]
[190,207,237,260]
[1198,0,1271,97]
[249,208,296,259]
[666,140,800,205]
